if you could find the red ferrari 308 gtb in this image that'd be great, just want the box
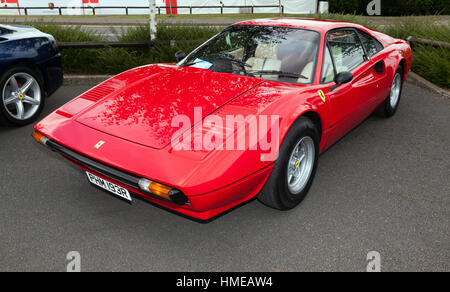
[33,19,412,220]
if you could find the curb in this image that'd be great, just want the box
[406,72,450,99]
[64,73,450,99]
[64,74,113,86]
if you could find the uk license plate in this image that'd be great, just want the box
[86,171,132,202]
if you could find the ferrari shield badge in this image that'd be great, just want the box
[318,90,326,102]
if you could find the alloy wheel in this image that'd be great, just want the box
[2,72,41,121]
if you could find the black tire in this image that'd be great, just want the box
[375,67,403,118]
[0,65,45,126]
[258,116,320,210]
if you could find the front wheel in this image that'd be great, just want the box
[258,116,320,210]
[0,66,45,126]
[376,67,403,118]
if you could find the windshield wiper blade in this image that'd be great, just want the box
[250,70,308,79]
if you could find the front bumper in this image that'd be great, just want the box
[38,137,274,220]
[45,139,189,205]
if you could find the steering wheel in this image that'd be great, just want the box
[207,52,251,75]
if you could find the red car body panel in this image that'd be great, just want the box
[34,19,412,220]
[75,65,263,149]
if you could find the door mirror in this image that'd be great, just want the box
[331,71,353,91]
[175,50,186,62]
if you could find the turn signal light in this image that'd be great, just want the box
[139,179,172,200]
[138,178,188,205]
[32,131,49,145]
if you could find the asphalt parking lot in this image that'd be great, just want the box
[0,82,449,272]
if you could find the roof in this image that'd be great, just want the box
[233,18,363,33]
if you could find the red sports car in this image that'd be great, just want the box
[33,19,412,220]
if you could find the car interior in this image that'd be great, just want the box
[327,30,366,73]
[229,40,317,84]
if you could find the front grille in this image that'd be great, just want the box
[45,139,189,205]
[46,140,140,188]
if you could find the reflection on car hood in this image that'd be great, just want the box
[76,64,264,149]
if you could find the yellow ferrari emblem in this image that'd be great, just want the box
[295,160,300,169]
[318,90,326,102]
[18,93,24,100]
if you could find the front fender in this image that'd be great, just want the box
[169,81,328,191]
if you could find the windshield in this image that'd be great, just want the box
[181,25,321,84]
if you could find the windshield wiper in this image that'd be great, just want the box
[249,70,309,80]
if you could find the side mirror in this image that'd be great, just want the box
[175,50,186,62]
[330,71,353,91]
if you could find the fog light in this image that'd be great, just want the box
[32,131,49,145]
[138,178,188,204]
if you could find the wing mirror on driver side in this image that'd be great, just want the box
[175,51,187,62]
[330,71,353,91]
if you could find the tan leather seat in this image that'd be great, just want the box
[247,43,281,81]
[229,48,244,60]
[298,62,314,83]
[331,46,349,73]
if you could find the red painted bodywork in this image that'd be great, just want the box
[34,19,412,220]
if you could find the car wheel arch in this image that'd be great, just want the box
[277,110,323,153]
[301,111,322,139]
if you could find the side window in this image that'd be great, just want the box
[321,46,335,83]
[327,30,366,73]
[357,30,384,57]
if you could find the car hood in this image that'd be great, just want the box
[75,64,263,149]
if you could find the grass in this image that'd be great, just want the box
[376,18,450,88]
[118,24,220,41]
[411,45,450,88]
[19,23,219,74]
[21,15,450,88]
[29,23,102,42]
[3,13,449,20]
[381,17,450,42]
[97,25,220,74]
[81,25,220,74]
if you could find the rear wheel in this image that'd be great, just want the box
[0,66,45,126]
[258,116,320,210]
[376,67,403,118]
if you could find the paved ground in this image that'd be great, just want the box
[0,83,449,272]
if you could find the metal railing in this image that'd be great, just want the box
[406,36,450,49]
[0,5,284,16]
[57,40,200,49]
